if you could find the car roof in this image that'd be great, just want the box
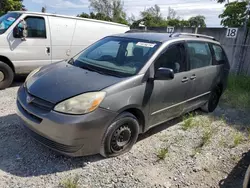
[111,32,221,45]
[112,33,172,43]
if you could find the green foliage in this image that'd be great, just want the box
[60,176,79,188]
[201,127,213,146]
[131,5,205,28]
[219,1,250,27]
[233,132,244,147]
[157,148,168,160]
[0,0,24,16]
[221,74,250,108]
[188,15,206,28]
[182,113,195,130]
[87,0,128,25]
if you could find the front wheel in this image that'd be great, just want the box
[201,86,222,113]
[0,61,14,90]
[100,112,139,158]
[243,165,250,188]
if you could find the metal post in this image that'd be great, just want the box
[237,2,250,75]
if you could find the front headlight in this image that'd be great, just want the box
[54,92,106,115]
[26,67,41,81]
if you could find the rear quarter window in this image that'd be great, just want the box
[211,44,228,65]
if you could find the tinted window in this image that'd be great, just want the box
[0,12,21,34]
[25,17,46,38]
[212,44,227,64]
[155,43,186,73]
[73,37,161,77]
[187,42,212,69]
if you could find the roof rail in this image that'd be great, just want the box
[170,33,217,41]
[125,29,161,33]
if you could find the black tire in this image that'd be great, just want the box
[243,165,250,188]
[100,112,139,158]
[0,61,14,90]
[201,86,222,113]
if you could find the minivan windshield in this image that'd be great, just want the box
[0,12,21,34]
[73,36,161,77]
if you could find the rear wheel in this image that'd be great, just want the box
[201,86,221,113]
[0,61,14,90]
[100,112,139,158]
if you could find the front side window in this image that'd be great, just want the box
[73,37,161,77]
[0,12,21,34]
[21,17,46,38]
[187,42,212,69]
[212,44,227,64]
[155,43,186,73]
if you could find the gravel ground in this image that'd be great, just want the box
[0,81,250,188]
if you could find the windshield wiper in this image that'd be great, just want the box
[79,63,123,78]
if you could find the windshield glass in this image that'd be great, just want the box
[73,37,161,77]
[0,12,21,35]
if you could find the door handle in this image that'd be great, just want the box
[46,47,50,55]
[182,77,189,83]
[190,75,197,80]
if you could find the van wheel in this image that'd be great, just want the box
[100,112,139,158]
[201,86,221,113]
[0,61,14,90]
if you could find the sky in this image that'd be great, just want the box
[23,0,226,27]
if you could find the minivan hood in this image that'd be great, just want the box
[26,62,126,104]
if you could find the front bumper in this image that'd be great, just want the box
[16,85,118,157]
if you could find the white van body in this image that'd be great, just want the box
[0,11,129,88]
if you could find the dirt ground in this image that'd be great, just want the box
[0,81,250,188]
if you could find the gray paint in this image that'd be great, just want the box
[141,27,250,75]
[17,33,229,157]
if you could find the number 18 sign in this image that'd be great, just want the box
[226,28,238,38]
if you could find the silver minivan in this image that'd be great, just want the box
[16,33,230,157]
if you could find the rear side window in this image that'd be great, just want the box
[212,44,227,64]
[187,42,212,69]
[24,17,46,38]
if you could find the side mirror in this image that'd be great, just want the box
[13,19,28,40]
[155,67,174,80]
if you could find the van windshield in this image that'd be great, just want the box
[73,36,161,77]
[0,12,21,35]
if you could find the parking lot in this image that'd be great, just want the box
[0,80,249,188]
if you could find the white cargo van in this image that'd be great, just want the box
[0,11,129,89]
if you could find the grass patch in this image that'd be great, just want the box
[219,137,228,148]
[231,154,241,163]
[157,148,169,160]
[60,176,79,188]
[222,74,250,108]
[233,132,244,147]
[182,113,195,130]
[201,127,213,146]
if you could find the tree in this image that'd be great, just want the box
[141,4,162,19]
[77,12,112,22]
[88,0,128,24]
[137,4,167,27]
[216,0,230,3]
[77,12,90,18]
[41,6,46,13]
[188,15,206,27]
[219,1,249,27]
[167,7,180,20]
[0,0,25,16]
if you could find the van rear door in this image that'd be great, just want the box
[11,14,52,74]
